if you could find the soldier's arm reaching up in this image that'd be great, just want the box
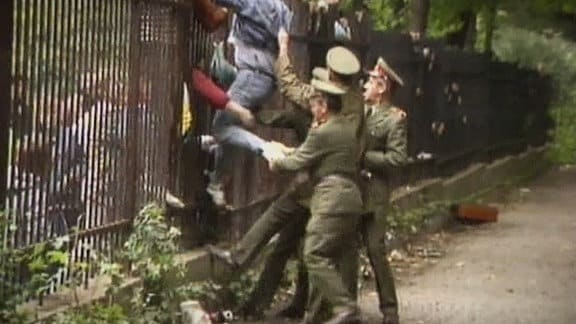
[275,28,315,109]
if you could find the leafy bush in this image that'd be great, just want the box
[52,304,128,324]
[387,201,450,235]
[122,203,186,324]
[493,27,576,164]
[1,212,71,323]
[0,211,29,323]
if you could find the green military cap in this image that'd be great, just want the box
[326,46,360,76]
[312,67,329,82]
[311,78,346,95]
[367,57,404,86]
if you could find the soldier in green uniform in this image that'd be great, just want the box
[359,57,408,324]
[272,32,365,323]
[277,56,408,324]
[207,33,364,322]
[237,47,365,321]
[269,77,363,324]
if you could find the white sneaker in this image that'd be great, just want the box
[200,135,216,152]
[206,182,227,207]
[165,191,186,209]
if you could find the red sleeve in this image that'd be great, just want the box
[192,69,230,109]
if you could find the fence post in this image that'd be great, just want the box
[0,0,13,209]
[125,1,143,220]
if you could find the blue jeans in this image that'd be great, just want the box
[227,68,275,109]
[212,109,267,183]
[210,39,277,185]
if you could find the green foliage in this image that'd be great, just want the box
[493,27,576,163]
[52,304,129,324]
[524,0,576,15]
[26,241,69,299]
[120,204,186,324]
[227,271,258,308]
[0,211,30,323]
[368,0,409,31]
[387,201,450,234]
[32,203,257,323]
[2,204,259,323]
[427,0,484,38]
[1,211,71,323]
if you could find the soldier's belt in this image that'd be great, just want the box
[318,173,360,186]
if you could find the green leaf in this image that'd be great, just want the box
[47,251,69,266]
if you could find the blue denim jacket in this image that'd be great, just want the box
[216,0,292,52]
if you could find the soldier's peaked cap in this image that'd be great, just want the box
[326,46,360,76]
[312,67,330,82]
[311,78,346,96]
[368,57,404,87]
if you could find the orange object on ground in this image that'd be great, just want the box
[451,204,498,222]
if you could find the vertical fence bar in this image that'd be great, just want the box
[9,0,21,245]
[84,0,96,234]
[43,0,56,244]
[8,0,21,229]
[126,0,142,222]
[0,0,14,212]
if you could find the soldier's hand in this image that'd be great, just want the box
[262,142,287,163]
[269,141,294,154]
[268,157,284,171]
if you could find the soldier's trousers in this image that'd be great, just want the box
[304,211,360,317]
[232,190,309,270]
[289,211,398,318]
[359,211,398,312]
[233,190,358,319]
[244,217,359,322]
[243,214,308,312]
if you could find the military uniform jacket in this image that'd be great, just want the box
[362,103,408,214]
[274,115,363,216]
[274,53,365,213]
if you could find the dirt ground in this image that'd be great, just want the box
[361,166,576,324]
[242,166,576,323]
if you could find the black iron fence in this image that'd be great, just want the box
[1,0,202,300]
[306,27,552,180]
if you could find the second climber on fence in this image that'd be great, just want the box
[190,0,293,207]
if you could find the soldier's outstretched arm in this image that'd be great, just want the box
[275,29,315,109]
[364,115,408,170]
[271,128,324,171]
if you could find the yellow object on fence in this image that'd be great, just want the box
[182,83,193,136]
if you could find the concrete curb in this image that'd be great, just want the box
[386,146,551,250]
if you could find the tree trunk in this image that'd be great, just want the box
[463,12,477,51]
[409,0,430,37]
[445,10,476,50]
[483,1,497,54]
